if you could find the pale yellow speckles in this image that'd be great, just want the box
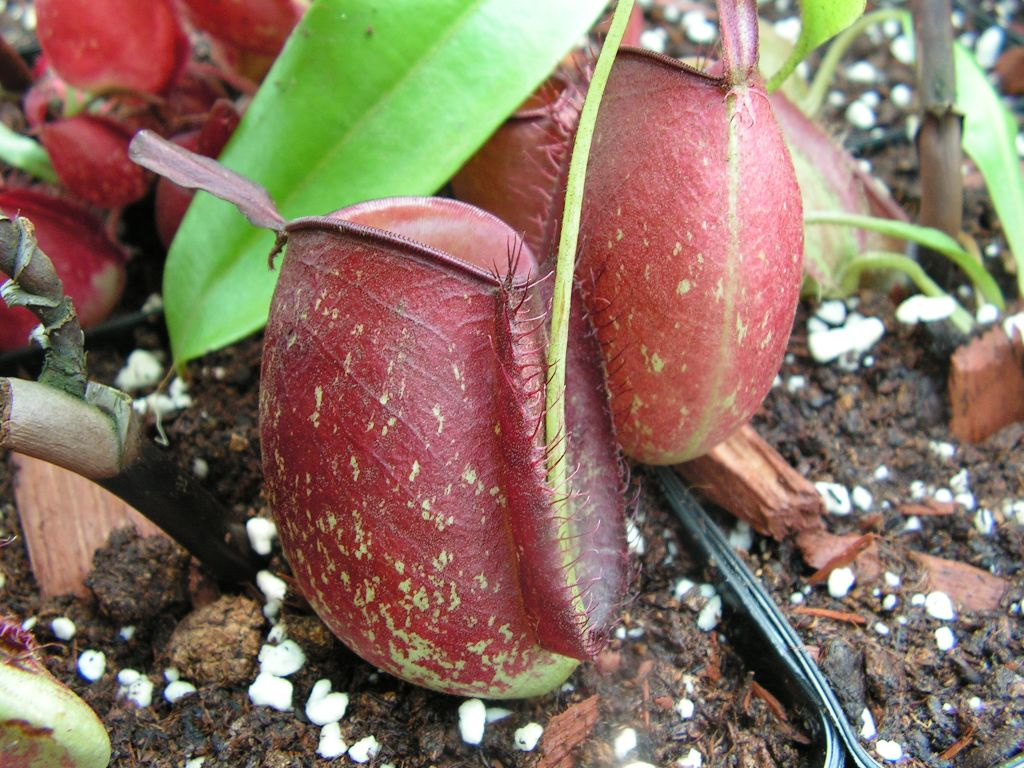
[672,241,682,256]
[421,499,432,511]
[350,455,361,481]
[409,460,421,482]
[448,583,461,612]
[432,404,444,434]
[498,624,514,643]
[309,385,323,427]
[736,315,749,344]
[398,578,411,594]
[411,586,430,611]
[432,550,453,571]
[394,560,405,575]
[713,278,724,302]
[340,572,350,587]
[615,228,624,241]
[474,573,489,591]
[326,512,337,530]
[343,351,352,374]
[616,205,621,216]
[466,639,491,656]
[677,279,692,296]
[462,467,478,485]
[759,329,775,351]
[379,392,390,406]
[651,352,665,374]
[352,323,364,336]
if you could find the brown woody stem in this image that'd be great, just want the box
[912,0,964,287]
[1,215,261,583]
[0,216,86,397]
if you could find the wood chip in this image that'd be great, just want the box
[949,324,1024,443]
[11,453,165,597]
[805,533,879,585]
[539,695,600,768]
[676,424,825,541]
[792,606,867,625]
[909,551,1009,612]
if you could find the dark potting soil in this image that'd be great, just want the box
[2,2,1024,767]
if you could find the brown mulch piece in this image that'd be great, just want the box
[949,324,1024,443]
[796,528,1010,612]
[11,453,164,597]
[538,695,601,768]
[792,606,868,625]
[676,424,825,541]
[805,533,879,584]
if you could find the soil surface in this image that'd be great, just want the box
[2,2,1024,768]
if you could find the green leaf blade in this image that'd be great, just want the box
[165,0,609,363]
[765,0,866,93]
[955,41,1024,297]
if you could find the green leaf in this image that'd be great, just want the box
[805,211,1005,310]
[765,0,866,93]
[0,123,58,183]
[165,0,610,364]
[955,41,1024,298]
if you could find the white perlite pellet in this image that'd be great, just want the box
[614,728,638,759]
[115,349,165,392]
[246,517,278,556]
[815,299,848,326]
[256,570,287,602]
[974,508,995,536]
[890,83,913,109]
[807,315,885,364]
[306,679,349,726]
[728,521,753,551]
[815,482,852,515]
[117,669,154,707]
[258,640,306,677]
[925,591,956,621]
[248,672,293,711]
[882,595,898,612]
[859,708,877,740]
[876,739,903,761]
[682,10,717,44]
[677,747,704,767]
[676,698,695,719]
[828,567,856,599]
[884,571,901,588]
[626,519,646,557]
[514,722,544,752]
[459,698,487,745]
[845,60,879,83]
[846,99,876,130]
[165,680,197,704]
[874,622,890,636]
[317,723,347,759]
[50,616,76,641]
[935,626,957,652]
[851,486,873,512]
[790,591,805,605]
[77,650,106,682]
[895,294,956,324]
[348,735,380,764]
[975,25,1005,69]
[673,578,696,600]
[696,595,722,632]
